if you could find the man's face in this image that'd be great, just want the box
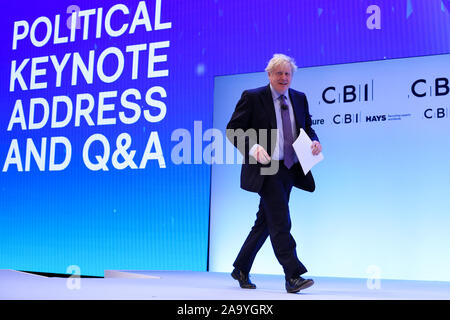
[268,63,293,94]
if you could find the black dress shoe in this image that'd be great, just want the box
[285,276,314,293]
[231,269,256,289]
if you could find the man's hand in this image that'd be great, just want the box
[254,145,271,164]
[311,141,322,156]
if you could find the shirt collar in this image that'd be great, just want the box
[269,84,288,101]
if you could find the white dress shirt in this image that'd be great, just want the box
[250,85,298,161]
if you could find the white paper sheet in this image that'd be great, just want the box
[292,128,324,175]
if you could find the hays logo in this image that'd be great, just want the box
[366,115,386,122]
[321,81,374,104]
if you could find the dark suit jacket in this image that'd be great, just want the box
[226,84,319,193]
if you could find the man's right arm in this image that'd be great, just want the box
[226,91,270,164]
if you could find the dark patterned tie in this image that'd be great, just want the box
[279,95,295,169]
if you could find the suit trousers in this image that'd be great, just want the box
[233,161,307,280]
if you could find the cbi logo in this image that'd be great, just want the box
[332,113,361,125]
[423,108,449,119]
[323,81,374,125]
[321,81,374,125]
[410,77,449,120]
[410,77,449,98]
[332,113,387,125]
[322,81,374,105]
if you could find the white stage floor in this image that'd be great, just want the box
[1,269,450,300]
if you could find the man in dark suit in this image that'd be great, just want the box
[226,54,322,293]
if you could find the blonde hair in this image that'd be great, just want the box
[265,53,298,74]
